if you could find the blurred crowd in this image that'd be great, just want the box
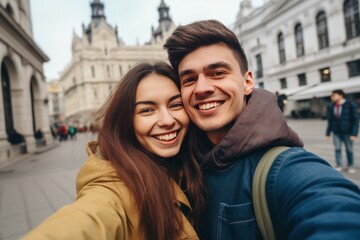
[50,123,97,141]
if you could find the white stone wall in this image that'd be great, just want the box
[0,0,32,37]
[61,33,169,125]
[235,0,360,116]
[0,1,51,164]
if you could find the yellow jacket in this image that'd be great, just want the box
[23,142,199,240]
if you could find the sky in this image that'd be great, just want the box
[30,0,264,80]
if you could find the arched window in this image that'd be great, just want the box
[316,11,329,49]
[344,0,360,39]
[295,23,304,57]
[91,65,95,77]
[1,62,14,136]
[30,77,37,134]
[5,4,14,19]
[278,32,286,64]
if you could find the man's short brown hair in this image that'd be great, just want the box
[164,19,248,75]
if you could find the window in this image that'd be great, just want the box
[295,23,305,57]
[258,82,264,89]
[73,77,76,84]
[344,0,360,39]
[279,78,287,89]
[319,67,331,82]
[5,4,14,19]
[105,48,108,55]
[347,59,360,77]
[255,54,263,78]
[119,65,123,77]
[278,32,286,64]
[107,65,110,78]
[316,11,329,49]
[1,62,14,136]
[298,73,307,86]
[91,66,95,77]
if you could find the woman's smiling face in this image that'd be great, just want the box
[133,73,189,158]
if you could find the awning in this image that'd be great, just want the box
[288,78,360,101]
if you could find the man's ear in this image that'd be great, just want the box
[244,71,255,95]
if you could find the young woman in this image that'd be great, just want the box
[23,62,206,240]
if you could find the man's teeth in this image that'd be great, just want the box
[198,102,222,110]
[155,132,177,141]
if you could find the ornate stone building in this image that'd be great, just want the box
[0,0,52,164]
[47,80,64,126]
[235,0,360,117]
[60,0,176,125]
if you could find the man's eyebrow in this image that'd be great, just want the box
[205,61,232,71]
[179,61,232,78]
[179,69,194,78]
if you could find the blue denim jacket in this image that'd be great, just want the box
[199,147,360,240]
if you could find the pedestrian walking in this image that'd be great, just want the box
[275,91,287,112]
[326,89,359,173]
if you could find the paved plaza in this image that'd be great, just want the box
[0,119,359,240]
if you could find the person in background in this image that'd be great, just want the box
[326,89,359,174]
[275,91,287,112]
[164,19,360,239]
[68,125,77,140]
[23,62,206,240]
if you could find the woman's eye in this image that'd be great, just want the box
[138,108,153,114]
[170,102,183,109]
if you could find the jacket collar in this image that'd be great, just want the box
[85,141,192,210]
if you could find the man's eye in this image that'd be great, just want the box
[211,71,225,77]
[182,77,196,84]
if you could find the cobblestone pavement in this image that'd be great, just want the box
[0,120,359,239]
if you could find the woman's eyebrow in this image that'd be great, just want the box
[135,100,155,106]
[169,94,181,102]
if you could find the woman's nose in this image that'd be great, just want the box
[157,110,176,127]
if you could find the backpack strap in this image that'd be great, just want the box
[252,146,289,240]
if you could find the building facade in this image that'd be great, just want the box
[60,0,176,126]
[0,0,52,164]
[47,80,64,127]
[235,0,360,118]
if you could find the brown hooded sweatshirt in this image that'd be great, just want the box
[195,88,304,170]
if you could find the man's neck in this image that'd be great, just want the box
[207,130,227,145]
[206,122,234,145]
[336,99,345,105]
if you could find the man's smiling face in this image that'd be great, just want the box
[178,43,254,144]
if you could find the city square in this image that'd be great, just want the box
[0,119,359,240]
[1,0,360,239]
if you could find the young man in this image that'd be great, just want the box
[164,20,360,239]
[326,89,359,173]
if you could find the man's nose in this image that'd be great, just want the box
[193,75,215,96]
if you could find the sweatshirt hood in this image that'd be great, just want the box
[197,89,304,170]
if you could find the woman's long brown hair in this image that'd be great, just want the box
[96,62,206,240]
